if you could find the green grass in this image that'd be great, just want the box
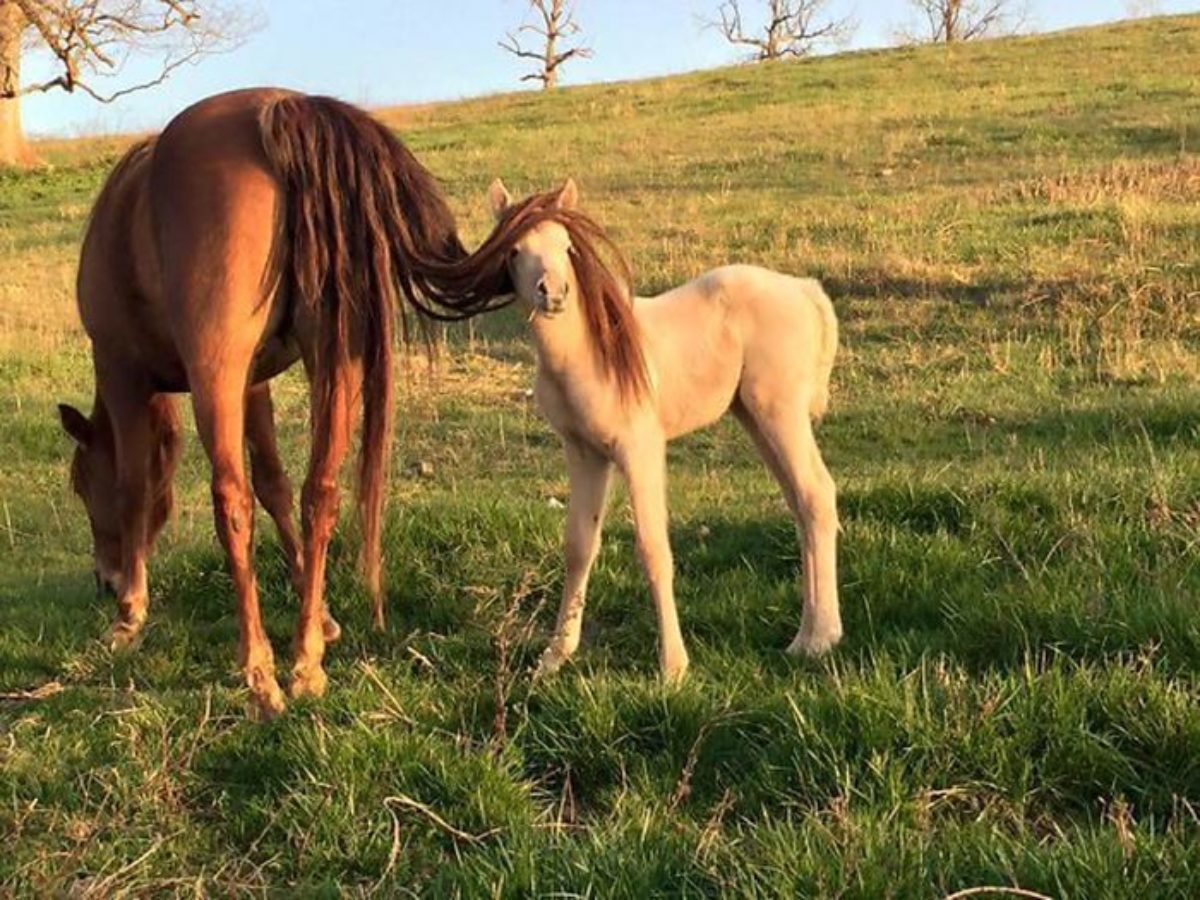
[3,13,1200,897]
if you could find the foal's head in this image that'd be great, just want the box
[486,178,649,399]
[488,177,580,318]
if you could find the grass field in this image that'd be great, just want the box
[2,14,1200,897]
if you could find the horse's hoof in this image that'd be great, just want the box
[786,625,843,658]
[290,664,328,700]
[244,667,288,720]
[247,689,287,722]
[106,618,144,652]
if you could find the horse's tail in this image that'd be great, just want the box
[257,94,471,628]
[807,280,839,421]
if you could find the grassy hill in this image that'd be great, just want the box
[2,14,1199,896]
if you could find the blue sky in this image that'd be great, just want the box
[19,0,1199,136]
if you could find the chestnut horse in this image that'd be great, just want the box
[57,89,546,718]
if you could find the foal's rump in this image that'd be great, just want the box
[704,265,838,420]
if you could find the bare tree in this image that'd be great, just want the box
[0,1,252,166]
[499,0,591,90]
[1124,0,1163,17]
[900,0,1025,44]
[708,0,855,62]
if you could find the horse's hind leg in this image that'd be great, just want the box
[191,366,287,719]
[733,394,842,656]
[245,383,343,644]
[290,363,360,700]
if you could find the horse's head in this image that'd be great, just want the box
[488,177,579,318]
[58,403,122,596]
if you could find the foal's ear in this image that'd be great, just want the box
[58,403,92,447]
[488,178,512,220]
[555,178,579,211]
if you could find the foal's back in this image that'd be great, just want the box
[636,265,837,437]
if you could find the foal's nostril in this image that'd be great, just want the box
[536,277,549,297]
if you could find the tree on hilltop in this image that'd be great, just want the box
[898,0,1027,44]
[0,0,253,166]
[708,0,856,61]
[500,0,591,90]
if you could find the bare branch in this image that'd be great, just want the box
[707,0,855,62]
[898,0,1026,44]
[1,1,258,101]
[499,0,590,90]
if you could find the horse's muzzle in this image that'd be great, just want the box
[94,570,118,599]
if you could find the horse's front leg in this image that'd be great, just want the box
[619,437,689,683]
[290,362,360,701]
[245,382,342,644]
[97,369,156,649]
[536,440,613,679]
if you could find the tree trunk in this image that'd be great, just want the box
[0,1,31,167]
[543,33,558,89]
[943,0,960,42]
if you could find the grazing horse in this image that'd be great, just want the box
[57,88,546,718]
[486,179,842,682]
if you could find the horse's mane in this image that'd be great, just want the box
[490,191,650,401]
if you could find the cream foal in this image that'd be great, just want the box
[490,178,842,681]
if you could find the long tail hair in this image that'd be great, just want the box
[257,94,494,627]
[256,94,647,623]
[492,190,650,401]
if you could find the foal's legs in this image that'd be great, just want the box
[190,364,287,719]
[290,364,360,700]
[619,438,689,682]
[734,396,841,656]
[536,440,613,678]
[96,366,156,648]
[244,383,343,643]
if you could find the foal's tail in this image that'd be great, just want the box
[807,281,839,421]
[257,94,473,628]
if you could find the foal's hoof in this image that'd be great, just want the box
[322,615,342,644]
[661,655,690,685]
[533,646,572,681]
[106,617,145,652]
[290,665,329,700]
[786,625,843,658]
